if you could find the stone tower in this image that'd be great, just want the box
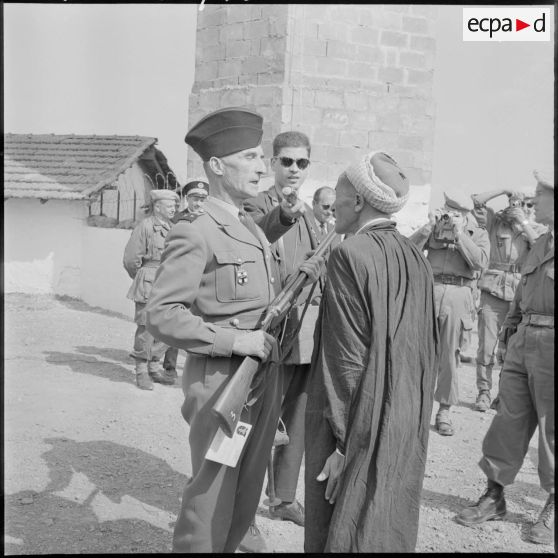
[187,4,437,229]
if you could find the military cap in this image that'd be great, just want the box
[533,169,554,191]
[185,107,264,161]
[150,189,179,203]
[444,191,473,212]
[182,178,209,197]
[345,151,410,213]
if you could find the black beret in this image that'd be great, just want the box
[185,107,264,161]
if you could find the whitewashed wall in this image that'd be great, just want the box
[81,227,135,319]
[4,198,87,296]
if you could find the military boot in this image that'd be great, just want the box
[475,390,491,412]
[135,361,153,391]
[455,480,506,526]
[435,406,454,436]
[148,361,173,385]
[161,367,178,386]
[527,494,554,545]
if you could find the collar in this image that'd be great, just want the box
[152,216,171,230]
[208,195,240,220]
[355,216,393,236]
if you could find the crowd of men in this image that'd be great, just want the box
[121,106,554,553]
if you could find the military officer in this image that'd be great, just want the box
[410,192,490,436]
[123,188,180,390]
[470,187,546,411]
[456,170,554,546]
[145,107,316,553]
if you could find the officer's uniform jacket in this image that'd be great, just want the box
[411,213,490,279]
[123,215,170,303]
[477,207,546,301]
[145,198,283,359]
[501,231,554,331]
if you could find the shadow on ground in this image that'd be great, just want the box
[5,438,189,554]
[44,350,135,387]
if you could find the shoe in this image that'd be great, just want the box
[527,494,555,545]
[475,391,491,412]
[148,362,174,385]
[455,483,506,526]
[156,368,177,386]
[135,362,153,390]
[490,395,500,411]
[238,521,266,553]
[435,409,454,436]
[270,500,304,526]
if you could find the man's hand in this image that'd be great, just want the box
[300,251,325,283]
[427,210,437,227]
[451,212,466,235]
[232,330,276,361]
[505,207,527,224]
[280,194,306,220]
[317,450,345,504]
[496,339,507,365]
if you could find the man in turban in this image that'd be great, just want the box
[456,170,554,546]
[305,151,439,552]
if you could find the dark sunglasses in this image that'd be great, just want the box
[277,156,310,170]
[320,204,333,211]
[525,202,534,208]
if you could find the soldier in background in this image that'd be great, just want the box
[410,192,489,436]
[123,189,180,390]
[160,179,212,383]
[456,170,554,546]
[470,187,546,411]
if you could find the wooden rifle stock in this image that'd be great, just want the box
[211,227,339,437]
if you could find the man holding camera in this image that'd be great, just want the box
[410,192,489,436]
[470,188,546,412]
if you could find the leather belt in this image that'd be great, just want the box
[434,274,473,287]
[491,262,521,273]
[141,261,161,268]
[521,313,554,328]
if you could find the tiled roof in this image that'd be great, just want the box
[3,134,159,200]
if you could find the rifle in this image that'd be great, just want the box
[211,227,339,437]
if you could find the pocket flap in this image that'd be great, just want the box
[214,250,256,265]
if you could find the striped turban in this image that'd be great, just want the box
[345,151,410,214]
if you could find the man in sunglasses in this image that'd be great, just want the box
[470,188,546,413]
[243,131,323,548]
[312,187,336,237]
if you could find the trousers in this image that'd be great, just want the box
[476,291,510,392]
[479,322,554,492]
[272,363,309,502]
[434,284,475,406]
[173,353,282,553]
[131,302,167,361]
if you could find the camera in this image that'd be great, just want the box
[433,211,460,243]
[508,197,523,209]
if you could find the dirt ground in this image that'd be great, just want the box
[3,293,554,554]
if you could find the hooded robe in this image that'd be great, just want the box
[305,221,439,552]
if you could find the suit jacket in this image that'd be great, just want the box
[244,187,326,364]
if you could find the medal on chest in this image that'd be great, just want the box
[236,266,248,285]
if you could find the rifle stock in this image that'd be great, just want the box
[211,227,339,437]
[210,355,260,438]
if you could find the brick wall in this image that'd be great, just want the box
[188,4,437,230]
